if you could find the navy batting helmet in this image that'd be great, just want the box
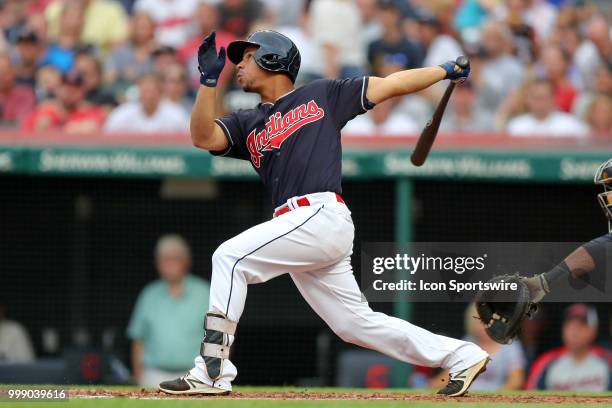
[227,30,301,83]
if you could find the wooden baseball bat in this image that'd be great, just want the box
[410,56,470,167]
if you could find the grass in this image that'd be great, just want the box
[1,386,611,408]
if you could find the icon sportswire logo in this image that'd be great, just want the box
[246,100,325,168]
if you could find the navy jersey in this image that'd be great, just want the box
[212,77,375,207]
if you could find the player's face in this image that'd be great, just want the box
[562,319,596,353]
[156,250,189,283]
[236,45,268,92]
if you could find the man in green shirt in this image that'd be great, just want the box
[127,234,210,387]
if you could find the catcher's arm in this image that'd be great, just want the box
[477,233,611,344]
[521,233,611,302]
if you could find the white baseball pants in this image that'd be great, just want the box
[191,192,487,390]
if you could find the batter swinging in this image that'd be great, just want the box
[159,30,489,397]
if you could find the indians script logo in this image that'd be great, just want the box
[246,100,325,168]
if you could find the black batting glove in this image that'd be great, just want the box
[439,61,470,81]
[197,31,226,87]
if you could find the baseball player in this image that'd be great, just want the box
[520,159,612,303]
[159,30,489,397]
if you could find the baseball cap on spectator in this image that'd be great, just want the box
[62,72,84,87]
[378,0,400,11]
[414,10,440,28]
[383,53,409,67]
[152,45,176,58]
[564,303,598,328]
[464,44,488,59]
[15,28,39,44]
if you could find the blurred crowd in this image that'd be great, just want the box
[0,0,610,138]
[407,303,612,391]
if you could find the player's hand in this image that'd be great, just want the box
[438,60,470,82]
[519,274,550,303]
[197,31,226,87]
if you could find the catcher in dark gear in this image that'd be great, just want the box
[476,158,612,344]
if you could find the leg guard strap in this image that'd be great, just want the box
[200,312,236,381]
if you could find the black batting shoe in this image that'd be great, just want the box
[437,357,490,397]
[159,372,230,395]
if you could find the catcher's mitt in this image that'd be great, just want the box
[475,274,538,344]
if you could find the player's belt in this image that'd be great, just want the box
[274,193,344,217]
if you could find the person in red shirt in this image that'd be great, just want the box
[23,71,106,133]
[539,45,577,112]
[0,55,36,127]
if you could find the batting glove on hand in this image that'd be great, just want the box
[439,60,470,82]
[519,274,550,303]
[197,31,226,87]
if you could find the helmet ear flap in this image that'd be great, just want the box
[259,52,284,70]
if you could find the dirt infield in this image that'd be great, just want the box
[69,388,612,404]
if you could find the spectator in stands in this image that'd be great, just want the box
[506,79,588,137]
[35,65,61,102]
[453,0,494,43]
[24,8,48,42]
[573,65,612,121]
[116,0,136,15]
[0,54,36,127]
[103,11,157,91]
[574,15,612,91]
[178,2,236,90]
[104,73,188,133]
[356,0,383,47]
[45,0,127,55]
[0,0,31,45]
[440,80,492,132]
[526,304,612,391]
[275,1,323,84]
[73,51,117,110]
[452,303,525,390]
[496,0,557,44]
[133,0,199,49]
[549,10,582,75]
[23,71,106,132]
[342,95,419,136]
[260,0,304,28]
[127,235,210,387]
[218,0,264,38]
[367,0,422,77]
[537,46,578,112]
[151,46,179,77]
[41,2,89,74]
[162,64,193,113]
[310,0,365,79]
[586,94,612,137]
[500,0,536,65]
[476,20,525,115]
[0,303,35,363]
[415,10,462,67]
[12,27,44,88]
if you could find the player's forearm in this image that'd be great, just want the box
[390,66,447,95]
[190,86,218,147]
[367,66,447,104]
[564,246,596,278]
[525,233,611,301]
